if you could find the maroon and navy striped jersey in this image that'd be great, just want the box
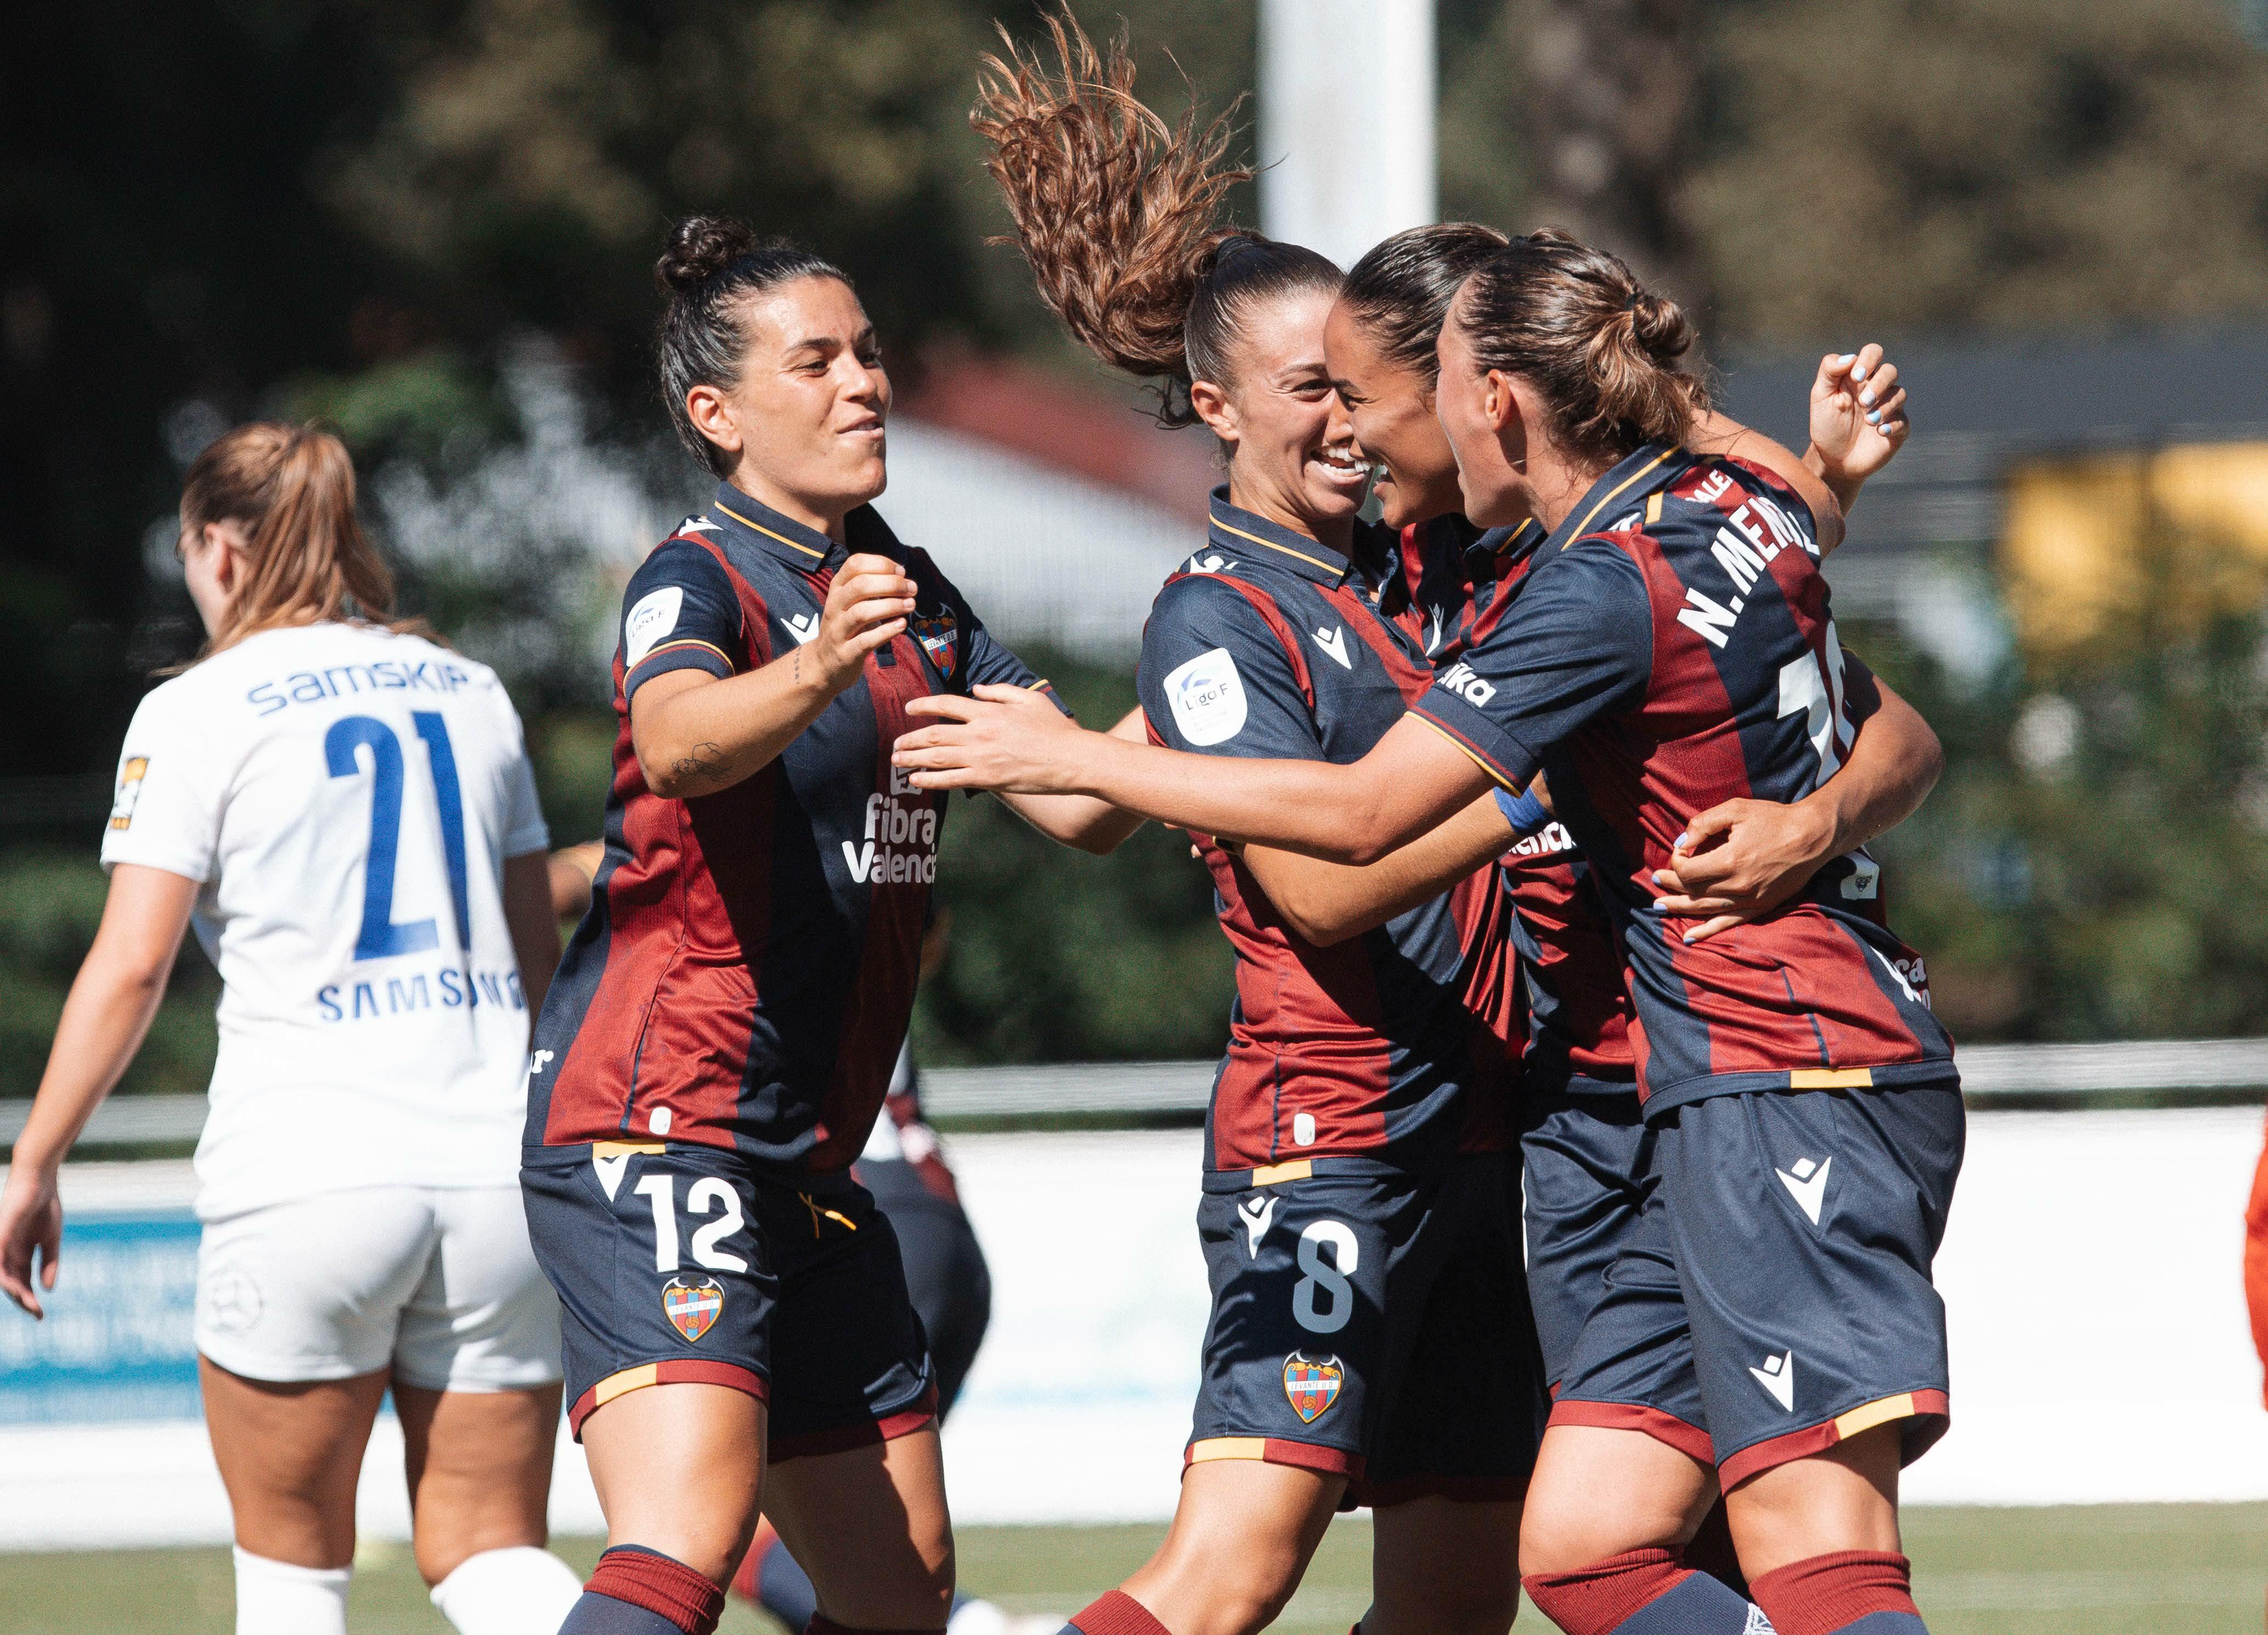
[1408,445,1953,1114]
[1139,491,1517,1174]
[525,485,1063,1174]
[1399,517,1638,1095]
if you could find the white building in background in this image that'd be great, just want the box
[1257,0,1437,269]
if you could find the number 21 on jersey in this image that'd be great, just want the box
[325,711,470,961]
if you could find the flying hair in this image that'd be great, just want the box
[177,422,422,664]
[1448,228,1710,468]
[972,7,1335,427]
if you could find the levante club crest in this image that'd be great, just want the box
[1282,1353,1344,1423]
[909,610,957,677]
[662,1275,724,1343]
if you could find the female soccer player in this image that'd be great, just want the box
[898,234,1957,1635]
[1325,225,1925,1606]
[0,423,584,1635]
[521,216,1138,1635]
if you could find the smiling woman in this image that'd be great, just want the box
[968,13,1553,1635]
[517,213,1143,1635]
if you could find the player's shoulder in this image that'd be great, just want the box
[631,525,741,592]
[1646,454,1819,558]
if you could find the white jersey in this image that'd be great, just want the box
[100,622,550,1219]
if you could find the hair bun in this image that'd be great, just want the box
[656,215,757,296]
[1628,290,1691,364]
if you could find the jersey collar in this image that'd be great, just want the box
[1535,443,1691,565]
[1205,487,1359,588]
[1471,515,1547,574]
[708,483,851,569]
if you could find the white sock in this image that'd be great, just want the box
[430,1545,587,1634]
[232,1546,350,1635]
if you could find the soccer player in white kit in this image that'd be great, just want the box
[0,423,585,1635]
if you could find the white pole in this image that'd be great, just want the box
[1256,0,1437,270]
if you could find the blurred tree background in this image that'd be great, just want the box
[4,0,2268,1092]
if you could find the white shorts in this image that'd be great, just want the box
[195,1185,562,1391]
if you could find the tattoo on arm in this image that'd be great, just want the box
[673,741,732,784]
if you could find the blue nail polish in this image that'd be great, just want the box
[1837,353,1855,365]
[1866,409,1881,424]
[1859,388,1875,406]
[1852,364,1868,382]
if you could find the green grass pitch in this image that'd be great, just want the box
[0,1506,2258,1633]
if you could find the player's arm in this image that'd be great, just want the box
[0,864,199,1317]
[994,707,1150,854]
[1239,791,1516,946]
[1690,343,1910,558]
[505,852,563,1017]
[631,551,916,800]
[546,840,605,920]
[1650,653,1942,942]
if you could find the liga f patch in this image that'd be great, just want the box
[109,757,149,831]
[1282,1353,1343,1423]
[662,1274,724,1343]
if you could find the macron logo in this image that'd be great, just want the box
[1776,1156,1831,1225]
[783,612,819,646]
[1750,1350,1796,1412]
[1238,1195,1277,1258]
[1743,1608,1778,1635]
[1311,625,1352,670]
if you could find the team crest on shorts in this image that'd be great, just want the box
[1282,1353,1344,1423]
[662,1275,724,1344]
[909,611,957,677]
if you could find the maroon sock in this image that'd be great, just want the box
[1682,1498,1750,1600]
[1063,1589,1174,1635]
[1748,1551,1920,1635]
[583,1546,726,1635]
[1522,1548,1691,1633]
[805,1617,947,1635]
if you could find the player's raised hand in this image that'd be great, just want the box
[1809,344,1909,493]
[0,1169,63,1320]
[814,552,917,693]
[1649,796,1840,943]
[896,684,1087,793]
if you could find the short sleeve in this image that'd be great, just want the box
[912,551,1073,720]
[98,687,225,882]
[1136,576,1324,762]
[485,687,551,858]
[1407,542,1654,790]
[957,607,1073,719]
[620,539,746,704]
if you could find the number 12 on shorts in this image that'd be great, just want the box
[634,1173,749,1274]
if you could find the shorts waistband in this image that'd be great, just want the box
[521,1140,862,1194]
[1200,1152,1478,1193]
[1640,1061,1962,1122]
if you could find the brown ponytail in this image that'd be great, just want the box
[1449,228,1710,469]
[972,7,1335,426]
[179,423,418,660]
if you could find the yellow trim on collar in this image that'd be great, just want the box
[1566,447,1679,542]
[715,501,828,560]
[1208,517,1344,578]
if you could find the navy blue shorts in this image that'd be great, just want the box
[1517,1087,1649,1391]
[522,1142,936,1455]
[1188,1152,1547,1508]
[1554,1083,1962,1486]
[857,1156,991,1417]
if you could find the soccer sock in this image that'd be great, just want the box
[1748,1551,1926,1635]
[561,1546,725,1635]
[231,1547,350,1635]
[1522,1548,1761,1634]
[430,1545,588,1634]
[1058,1588,1174,1635]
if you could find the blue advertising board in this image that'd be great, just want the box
[0,1210,202,1424]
